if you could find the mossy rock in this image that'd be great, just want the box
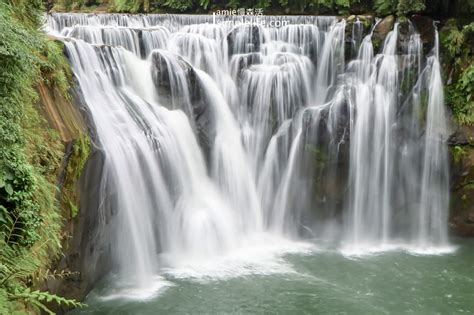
[372,15,395,45]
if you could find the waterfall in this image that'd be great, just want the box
[346,23,400,246]
[47,13,453,291]
[417,31,449,247]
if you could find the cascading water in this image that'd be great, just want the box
[345,23,401,248]
[46,13,454,295]
[417,34,450,247]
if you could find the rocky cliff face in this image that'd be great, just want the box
[33,51,112,311]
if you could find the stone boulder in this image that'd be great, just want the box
[372,15,395,51]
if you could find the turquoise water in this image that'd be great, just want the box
[73,239,474,314]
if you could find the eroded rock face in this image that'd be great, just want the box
[300,103,351,225]
[410,15,435,52]
[46,146,112,310]
[150,50,216,163]
[38,75,111,313]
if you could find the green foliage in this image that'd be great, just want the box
[273,0,356,14]
[112,0,142,12]
[396,0,425,16]
[4,0,44,28]
[62,135,90,219]
[162,0,193,11]
[440,21,474,66]
[199,0,209,9]
[440,21,474,125]
[1,2,44,247]
[373,0,425,16]
[255,0,271,9]
[451,145,468,163]
[53,0,103,11]
[441,27,465,62]
[311,0,334,10]
[0,194,85,312]
[0,237,86,314]
[335,0,351,13]
[146,0,193,11]
[0,0,87,312]
[447,64,474,125]
[57,0,84,10]
[40,41,72,95]
[11,288,84,314]
[373,0,397,15]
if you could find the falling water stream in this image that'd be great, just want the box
[45,14,473,313]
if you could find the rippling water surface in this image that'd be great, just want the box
[73,238,474,314]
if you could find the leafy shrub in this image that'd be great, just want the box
[0,1,86,312]
[440,21,474,125]
[447,65,474,125]
[373,0,397,15]
[451,145,468,163]
[396,0,425,16]
[148,0,194,11]
[373,0,425,16]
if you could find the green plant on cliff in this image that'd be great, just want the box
[373,0,396,15]
[53,0,103,11]
[440,20,474,125]
[0,0,85,312]
[451,145,468,163]
[62,135,90,218]
[447,64,474,125]
[112,0,143,12]
[130,0,193,12]
[373,0,425,16]
[441,23,466,65]
[396,0,425,16]
[0,216,85,314]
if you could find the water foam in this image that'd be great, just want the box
[161,234,315,281]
